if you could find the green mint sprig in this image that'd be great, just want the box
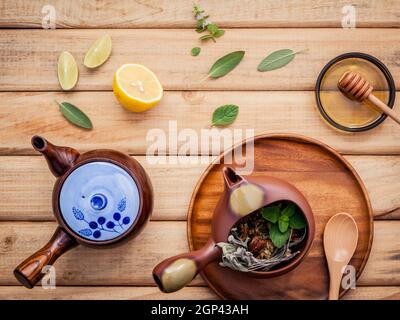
[261,203,307,248]
[193,5,225,42]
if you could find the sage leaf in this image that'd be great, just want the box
[212,104,239,127]
[290,212,307,229]
[57,101,93,129]
[257,49,298,72]
[269,223,290,248]
[191,47,201,56]
[208,51,245,78]
[261,205,280,223]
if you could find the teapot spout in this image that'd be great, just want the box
[222,166,245,189]
[31,136,80,177]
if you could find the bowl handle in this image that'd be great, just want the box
[152,239,221,293]
[14,227,78,289]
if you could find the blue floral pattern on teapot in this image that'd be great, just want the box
[73,197,132,239]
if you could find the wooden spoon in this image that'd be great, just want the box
[338,71,400,125]
[323,212,358,300]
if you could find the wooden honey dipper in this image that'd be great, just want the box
[338,71,400,125]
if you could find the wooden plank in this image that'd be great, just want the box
[0,156,399,222]
[0,221,397,286]
[0,286,218,300]
[0,29,399,91]
[0,154,399,221]
[358,220,400,286]
[0,221,203,286]
[1,91,400,155]
[0,156,206,221]
[0,285,398,300]
[348,155,400,219]
[341,287,400,300]
[1,0,399,28]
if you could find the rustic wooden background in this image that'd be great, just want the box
[0,0,399,300]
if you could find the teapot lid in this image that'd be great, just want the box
[59,161,140,241]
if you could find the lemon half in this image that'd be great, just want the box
[58,51,78,90]
[113,64,163,112]
[84,34,112,69]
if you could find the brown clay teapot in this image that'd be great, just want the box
[153,167,315,293]
[14,136,153,288]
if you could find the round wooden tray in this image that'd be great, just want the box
[187,133,373,300]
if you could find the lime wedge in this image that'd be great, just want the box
[57,51,78,90]
[84,34,112,69]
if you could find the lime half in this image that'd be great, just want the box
[84,34,112,69]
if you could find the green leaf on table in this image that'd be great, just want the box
[56,101,93,129]
[261,205,280,223]
[257,49,299,72]
[207,24,219,34]
[195,17,208,33]
[207,24,225,37]
[269,223,290,248]
[208,51,245,79]
[290,212,307,229]
[199,34,216,42]
[211,104,239,127]
[191,47,201,56]
[281,203,295,218]
[213,29,225,38]
[192,5,205,16]
[193,5,224,40]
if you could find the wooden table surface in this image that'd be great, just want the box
[0,0,399,300]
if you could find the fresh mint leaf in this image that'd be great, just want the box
[196,20,205,31]
[278,215,290,233]
[207,24,219,35]
[191,47,201,56]
[211,104,239,126]
[261,205,280,223]
[281,203,295,218]
[199,34,216,42]
[192,6,204,16]
[269,223,290,248]
[193,6,224,40]
[290,212,307,229]
[213,29,225,38]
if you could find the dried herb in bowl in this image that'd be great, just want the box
[217,202,307,272]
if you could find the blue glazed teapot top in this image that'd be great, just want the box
[14,136,154,289]
[59,161,140,241]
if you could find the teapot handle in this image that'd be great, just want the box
[152,239,221,293]
[14,227,77,288]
